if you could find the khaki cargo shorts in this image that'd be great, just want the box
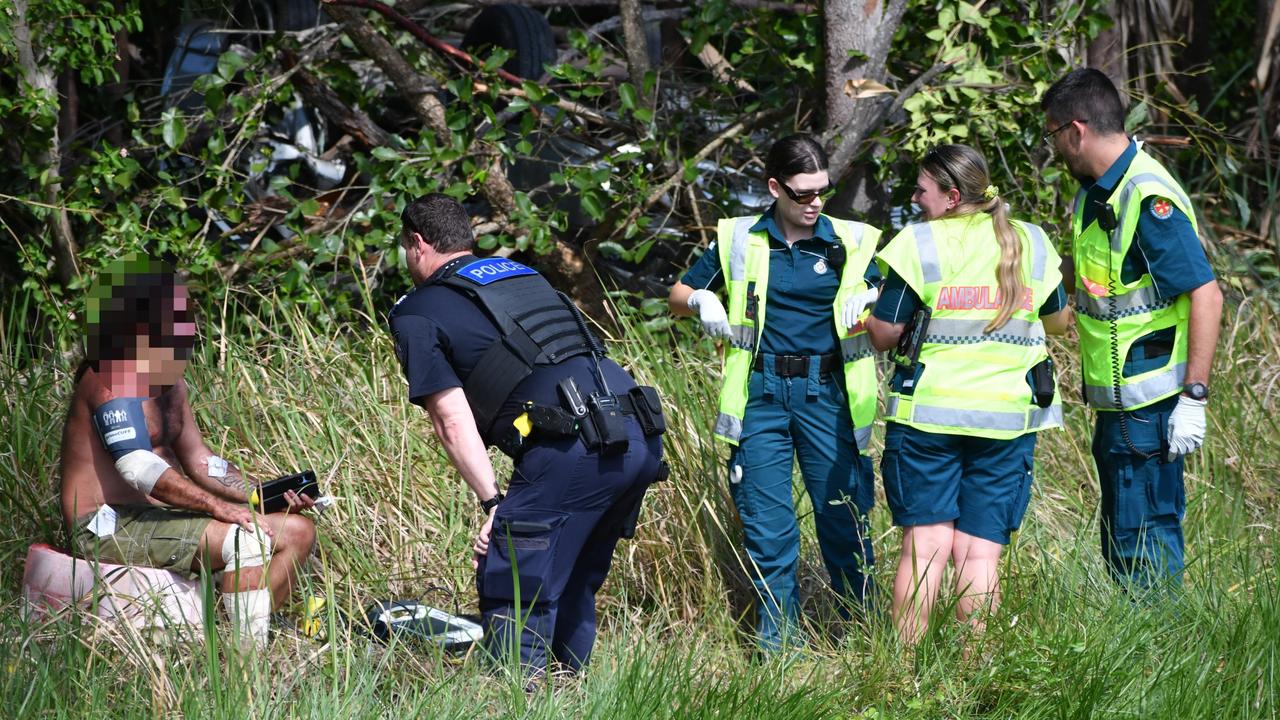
[71,505,214,579]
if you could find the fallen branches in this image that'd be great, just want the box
[287,58,398,149]
[326,1,518,228]
[615,107,783,232]
[327,0,525,85]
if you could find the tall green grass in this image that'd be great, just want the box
[0,291,1276,718]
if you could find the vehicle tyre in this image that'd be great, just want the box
[274,0,325,31]
[462,5,556,80]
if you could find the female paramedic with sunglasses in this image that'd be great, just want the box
[668,134,882,652]
[865,144,1072,645]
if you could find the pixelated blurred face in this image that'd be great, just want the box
[136,283,195,387]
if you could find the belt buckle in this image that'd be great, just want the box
[778,354,806,377]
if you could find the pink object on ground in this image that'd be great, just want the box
[21,543,205,629]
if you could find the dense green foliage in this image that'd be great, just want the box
[3,0,1273,337]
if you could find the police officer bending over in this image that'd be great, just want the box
[388,193,666,677]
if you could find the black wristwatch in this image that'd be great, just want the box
[1183,382,1209,401]
[480,492,504,514]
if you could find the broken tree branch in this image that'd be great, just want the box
[616,107,783,232]
[688,38,756,94]
[328,0,525,85]
[327,2,519,226]
[286,54,398,149]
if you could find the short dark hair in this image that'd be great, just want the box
[84,254,193,365]
[1041,68,1127,136]
[400,193,474,253]
[765,134,828,183]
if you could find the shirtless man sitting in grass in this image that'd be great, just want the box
[59,254,316,647]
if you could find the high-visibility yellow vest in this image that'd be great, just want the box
[877,214,1063,439]
[1071,148,1195,411]
[711,214,881,451]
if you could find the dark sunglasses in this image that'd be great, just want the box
[777,181,833,205]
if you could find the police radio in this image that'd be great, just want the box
[1092,200,1118,232]
[894,305,932,370]
[557,377,629,455]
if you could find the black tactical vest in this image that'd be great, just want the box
[435,256,596,435]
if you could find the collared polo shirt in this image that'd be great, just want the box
[681,206,882,356]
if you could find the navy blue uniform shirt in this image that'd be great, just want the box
[389,265,634,443]
[681,206,882,356]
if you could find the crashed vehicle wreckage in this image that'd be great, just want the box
[154,0,774,300]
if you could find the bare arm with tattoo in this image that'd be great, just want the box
[171,382,316,512]
[170,381,254,502]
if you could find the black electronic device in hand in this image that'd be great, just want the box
[251,469,320,513]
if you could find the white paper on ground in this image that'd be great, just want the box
[86,504,118,537]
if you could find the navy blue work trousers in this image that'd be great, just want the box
[727,363,875,651]
[1092,394,1186,590]
[476,418,662,673]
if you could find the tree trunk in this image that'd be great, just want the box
[1085,1,1127,92]
[1176,0,1214,113]
[11,0,79,286]
[618,0,652,101]
[821,0,908,181]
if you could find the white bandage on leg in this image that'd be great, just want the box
[221,588,271,648]
[221,524,273,569]
[113,449,169,495]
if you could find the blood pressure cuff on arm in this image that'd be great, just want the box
[92,398,153,459]
[93,398,168,495]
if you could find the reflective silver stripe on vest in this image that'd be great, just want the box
[854,424,872,451]
[1084,363,1186,410]
[1018,221,1049,282]
[840,334,875,362]
[911,405,1030,432]
[1072,189,1087,225]
[1110,172,1193,252]
[714,412,743,441]
[730,323,755,351]
[728,217,755,281]
[887,397,1060,432]
[923,317,1045,347]
[1073,285,1174,320]
[1029,403,1063,429]
[913,223,942,284]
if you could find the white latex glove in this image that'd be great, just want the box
[841,287,880,330]
[1166,395,1207,461]
[687,289,731,338]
